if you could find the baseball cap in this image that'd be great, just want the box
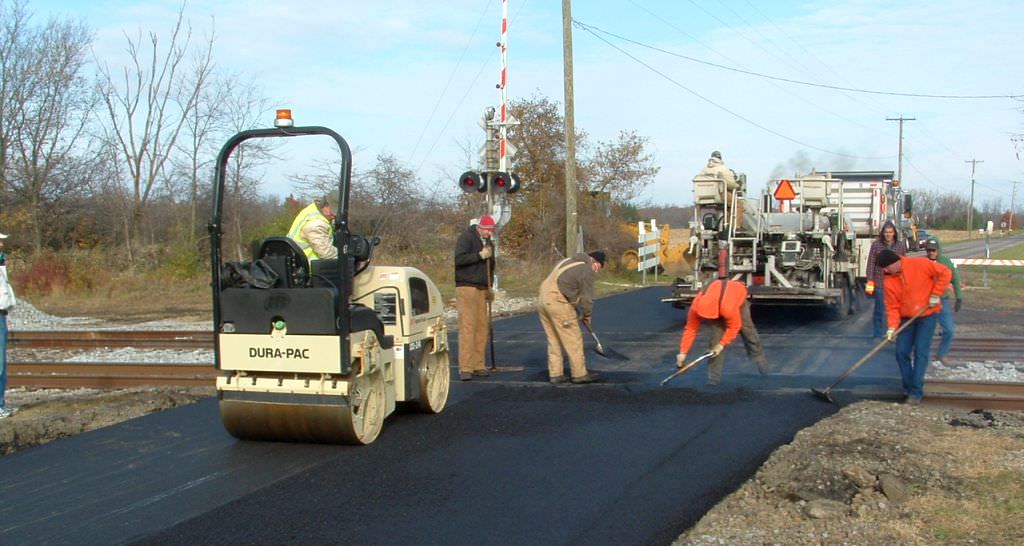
[877,249,900,268]
[478,215,496,229]
[588,250,606,266]
[924,238,939,250]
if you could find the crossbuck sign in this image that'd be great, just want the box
[637,220,661,284]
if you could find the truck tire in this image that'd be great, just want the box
[828,276,853,321]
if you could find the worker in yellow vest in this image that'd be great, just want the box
[287,192,338,260]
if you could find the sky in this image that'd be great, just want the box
[27,0,1024,209]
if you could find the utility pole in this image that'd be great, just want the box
[562,0,578,256]
[886,116,915,183]
[1010,180,1019,232]
[965,158,983,238]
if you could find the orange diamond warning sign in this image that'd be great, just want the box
[774,179,797,200]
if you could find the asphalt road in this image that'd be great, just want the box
[1,287,907,546]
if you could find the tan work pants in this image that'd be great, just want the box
[705,301,765,383]
[537,260,588,379]
[456,286,489,373]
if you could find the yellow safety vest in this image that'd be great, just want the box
[286,202,334,260]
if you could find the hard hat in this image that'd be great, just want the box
[317,191,340,211]
[711,150,722,160]
[478,215,496,229]
[924,238,939,250]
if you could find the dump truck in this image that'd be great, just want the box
[210,112,450,445]
[662,169,910,317]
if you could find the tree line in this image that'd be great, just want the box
[0,0,1015,287]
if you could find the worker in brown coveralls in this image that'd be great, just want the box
[537,251,605,384]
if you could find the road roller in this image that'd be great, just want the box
[208,113,450,445]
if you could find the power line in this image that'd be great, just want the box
[626,1,889,137]
[573,20,1024,100]
[573,20,894,160]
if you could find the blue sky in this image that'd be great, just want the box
[29,0,1024,209]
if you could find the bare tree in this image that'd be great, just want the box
[217,73,275,261]
[95,3,214,259]
[6,14,95,251]
[0,0,33,200]
[585,130,660,202]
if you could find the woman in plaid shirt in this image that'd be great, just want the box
[864,220,907,338]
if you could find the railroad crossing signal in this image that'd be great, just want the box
[458,171,520,194]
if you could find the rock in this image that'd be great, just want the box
[843,465,877,488]
[803,498,849,519]
[878,473,911,504]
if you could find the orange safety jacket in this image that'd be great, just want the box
[883,256,952,329]
[679,279,747,353]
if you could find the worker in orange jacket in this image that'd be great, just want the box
[676,278,767,385]
[876,249,952,404]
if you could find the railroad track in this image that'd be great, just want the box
[8,362,216,388]
[924,380,1024,411]
[10,330,212,349]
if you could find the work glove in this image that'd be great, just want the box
[676,353,687,368]
[928,295,940,307]
[478,245,493,260]
[865,280,875,295]
[710,343,724,357]
[885,328,896,342]
[955,298,962,312]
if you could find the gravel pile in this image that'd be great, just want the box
[9,300,212,332]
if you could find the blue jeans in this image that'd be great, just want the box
[871,281,887,338]
[936,297,955,358]
[895,313,939,399]
[0,314,6,409]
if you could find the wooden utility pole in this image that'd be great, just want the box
[965,158,983,238]
[886,116,915,183]
[562,0,577,256]
[1010,180,1019,231]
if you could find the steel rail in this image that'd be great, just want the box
[924,379,1024,411]
[9,330,212,350]
[8,362,216,388]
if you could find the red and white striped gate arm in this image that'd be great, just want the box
[498,0,509,172]
[951,258,1024,266]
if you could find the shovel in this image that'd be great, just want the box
[660,352,715,386]
[582,321,630,361]
[811,305,930,403]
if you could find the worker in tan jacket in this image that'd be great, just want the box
[537,251,605,384]
[697,150,743,228]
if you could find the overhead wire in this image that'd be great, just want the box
[573,19,894,160]
[626,0,888,137]
[574,20,1022,100]
[406,0,494,168]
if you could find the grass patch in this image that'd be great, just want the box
[957,242,1024,312]
[922,471,1024,544]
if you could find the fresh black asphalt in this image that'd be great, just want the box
[0,284,913,546]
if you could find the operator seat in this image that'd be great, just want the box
[258,237,310,288]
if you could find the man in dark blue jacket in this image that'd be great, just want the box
[454,215,496,380]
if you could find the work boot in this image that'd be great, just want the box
[706,377,721,386]
[571,372,601,384]
[459,372,472,381]
[903,396,922,405]
[549,375,569,384]
[0,407,12,419]
[472,369,491,377]
[754,356,769,375]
